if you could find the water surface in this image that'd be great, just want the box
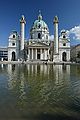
[0,64,80,120]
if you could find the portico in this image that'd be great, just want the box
[28,44,49,61]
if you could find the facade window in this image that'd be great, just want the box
[38,24,41,28]
[12,43,15,46]
[63,35,66,38]
[63,43,66,46]
[38,33,41,39]
[13,35,15,38]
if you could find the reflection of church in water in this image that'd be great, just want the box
[8,11,70,62]
[6,64,70,104]
[7,64,70,90]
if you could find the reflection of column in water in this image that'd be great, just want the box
[16,64,25,99]
[54,65,63,85]
[31,65,37,74]
[44,65,48,74]
[27,64,50,76]
[35,65,37,74]
[63,65,70,81]
[8,64,12,74]
[1,64,3,69]
[66,65,70,76]
[27,64,30,71]
[7,65,20,90]
[8,64,16,73]
[31,65,34,74]
[7,64,18,90]
[47,65,50,75]
[37,65,40,74]
[40,65,44,74]
[40,65,48,75]
[27,64,37,75]
[7,64,13,89]
[27,64,32,75]
[54,65,70,85]
[31,65,37,75]
[53,65,59,85]
[19,73,25,100]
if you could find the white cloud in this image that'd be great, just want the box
[49,35,54,40]
[50,25,80,42]
[67,25,80,40]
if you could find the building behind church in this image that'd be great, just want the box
[70,44,80,62]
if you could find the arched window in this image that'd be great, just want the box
[13,35,15,38]
[38,33,41,39]
[62,52,66,61]
[38,24,41,28]
[63,43,66,46]
[12,43,15,46]
[12,52,16,61]
[63,35,66,38]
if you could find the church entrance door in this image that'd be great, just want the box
[37,49,40,60]
[62,52,66,61]
[12,52,16,61]
[37,54,40,59]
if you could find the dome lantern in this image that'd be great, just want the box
[31,11,48,30]
[30,11,49,40]
[38,10,42,21]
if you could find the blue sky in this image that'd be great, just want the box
[0,0,80,46]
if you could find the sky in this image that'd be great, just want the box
[0,0,80,46]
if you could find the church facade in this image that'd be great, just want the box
[8,12,70,62]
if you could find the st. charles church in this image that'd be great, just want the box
[8,12,70,62]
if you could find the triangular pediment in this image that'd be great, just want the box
[28,42,49,47]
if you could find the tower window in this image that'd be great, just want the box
[38,33,41,39]
[38,24,41,28]
[13,35,16,38]
[63,43,66,46]
[12,43,15,46]
[63,35,66,38]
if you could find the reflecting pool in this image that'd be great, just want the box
[0,64,80,120]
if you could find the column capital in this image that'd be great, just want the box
[53,16,59,24]
[20,15,26,24]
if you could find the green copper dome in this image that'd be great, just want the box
[31,12,48,30]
